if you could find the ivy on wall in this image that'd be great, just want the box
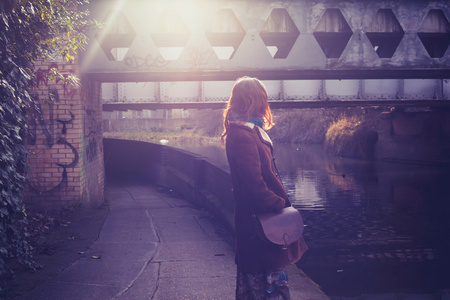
[0,0,98,285]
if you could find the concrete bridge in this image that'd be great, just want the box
[84,0,450,111]
[84,0,450,78]
[25,0,450,211]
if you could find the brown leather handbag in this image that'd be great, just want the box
[252,206,304,250]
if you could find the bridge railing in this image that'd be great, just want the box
[104,138,234,230]
[101,77,450,112]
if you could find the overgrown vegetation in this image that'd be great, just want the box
[325,115,379,159]
[0,0,97,289]
[103,107,385,147]
[269,108,340,144]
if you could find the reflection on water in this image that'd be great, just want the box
[169,141,450,297]
[275,144,450,297]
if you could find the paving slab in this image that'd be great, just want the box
[148,206,203,218]
[84,242,157,262]
[13,184,329,300]
[155,277,236,300]
[155,218,214,242]
[160,259,236,278]
[114,262,160,300]
[51,259,146,287]
[153,241,234,262]
[15,280,122,300]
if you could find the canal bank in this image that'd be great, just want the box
[104,105,450,165]
[103,138,450,298]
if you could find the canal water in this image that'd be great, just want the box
[170,141,450,298]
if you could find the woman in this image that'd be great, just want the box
[222,76,307,299]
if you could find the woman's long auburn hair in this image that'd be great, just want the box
[221,76,274,145]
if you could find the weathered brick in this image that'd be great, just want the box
[24,59,104,209]
[58,148,73,154]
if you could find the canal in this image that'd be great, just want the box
[169,141,450,298]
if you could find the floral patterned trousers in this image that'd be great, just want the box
[236,267,290,300]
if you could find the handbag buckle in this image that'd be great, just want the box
[282,233,291,250]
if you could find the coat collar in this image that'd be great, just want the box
[230,121,273,146]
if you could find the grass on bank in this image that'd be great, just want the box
[325,115,378,159]
[103,107,385,148]
[325,116,362,147]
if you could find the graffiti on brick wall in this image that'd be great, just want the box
[27,85,79,195]
[85,137,98,163]
[36,62,78,99]
[28,90,55,147]
[84,108,101,163]
[79,82,103,202]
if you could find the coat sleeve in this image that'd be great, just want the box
[227,131,286,213]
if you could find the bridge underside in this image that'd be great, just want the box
[79,0,450,110]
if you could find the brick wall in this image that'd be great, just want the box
[24,58,104,210]
[79,76,104,208]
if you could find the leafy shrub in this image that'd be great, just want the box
[0,0,97,288]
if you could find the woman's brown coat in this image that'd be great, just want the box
[225,122,307,273]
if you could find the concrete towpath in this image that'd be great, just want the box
[16,184,329,300]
